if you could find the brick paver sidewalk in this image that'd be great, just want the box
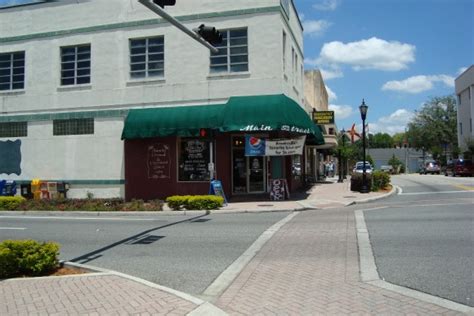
[216,209,462,315]
[0,274,197,316]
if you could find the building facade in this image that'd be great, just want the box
[455,65,474,154]
[0,0,323,199]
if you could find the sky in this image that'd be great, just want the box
[294,0,473,135]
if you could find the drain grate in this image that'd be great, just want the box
[131,235,164,245]
[189,218,211,223]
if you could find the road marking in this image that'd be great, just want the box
[0,227,26,230]
[399,190,474,195]
[455,184,474,191]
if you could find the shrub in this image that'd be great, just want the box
[166,195,223,210]
[372,171,391,191]
[0,240,60,278]
[0,196,26,210]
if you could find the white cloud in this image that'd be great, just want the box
[329,104,352,119]
[458,67,468,75]
[320,67,343,80]
[382,74,455,94]
[318,37,416,71]
[369,109,414,135]
[325,85,337,101]
[313,0,340,11]
[303,19,332,37]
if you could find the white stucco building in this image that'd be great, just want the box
[1,0,323,199]
[455,65,474,153]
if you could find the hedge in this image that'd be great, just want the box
[372,171,391,191]
[166,195,224,210]
[0,196,26,210]
[0,197,163,212]
[0,240,60,278]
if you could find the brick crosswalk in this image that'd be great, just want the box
[216,210,463,315]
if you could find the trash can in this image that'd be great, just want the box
[57,182,69,199]
[21,183,33,199]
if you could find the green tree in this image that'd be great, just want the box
[407,95,458,163]
[392,132,406,147]
[369,133,394,148]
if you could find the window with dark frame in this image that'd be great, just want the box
[53,118,94,136]
[0,51,25,91]
[210,28,248,73]
[0,122,27,138]
[60,44,91,86]
[129,36,164,79]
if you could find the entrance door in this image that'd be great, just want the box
[248,156,265,193]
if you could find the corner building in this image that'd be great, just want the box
[0,0,324,200]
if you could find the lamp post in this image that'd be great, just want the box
[337,130,343,183]
[359,100,369,193]
[341,128,347,179]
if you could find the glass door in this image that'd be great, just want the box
[248,156,266,193]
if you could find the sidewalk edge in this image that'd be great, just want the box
[355,209,474,314]
[64,262,228,315]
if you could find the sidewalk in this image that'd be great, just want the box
[2,179,467,315]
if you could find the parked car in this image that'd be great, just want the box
[419,161,441,175]
[445,159,474,177]
[380,165,393,173]
[352,161,373,174]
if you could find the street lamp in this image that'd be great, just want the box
[341,128,347,179]
[359,99,369,193]
[337,130,344,183]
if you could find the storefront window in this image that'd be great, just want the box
[292,155,302,177]
[178,138,211,181]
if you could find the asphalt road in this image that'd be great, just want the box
[0,211,289,295]
[364,174,474,307]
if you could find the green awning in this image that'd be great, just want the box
[121,104,225,139]
[221,94,325,144]
[121,94,325,145]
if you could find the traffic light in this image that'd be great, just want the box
[196,24,223,45]
[152,0,176,8]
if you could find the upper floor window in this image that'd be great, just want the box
[60,44,91,86]
[282,31,287,73]
[0,51,25,91]
[210,28,248,73]
[0,122,27,138]
[130,36,164,79]
[53,118,94,136]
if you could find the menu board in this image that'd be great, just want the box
[179,139,210,181]
[147,143,170,179]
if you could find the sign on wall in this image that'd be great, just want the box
[0,140,22,175]
[179,139,210,181]
[312,111,334,124]
[147,143,170,179]
[245,136,266,156]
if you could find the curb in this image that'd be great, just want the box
[346,184,398,206]
[64,262,228,316]
[355,208,474,314]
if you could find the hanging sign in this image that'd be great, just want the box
[209,180,228,206]
[270,179,289,200]
[265,136,306,156]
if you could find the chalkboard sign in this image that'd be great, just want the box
[147,143,170,179]
[209,180,228,206]
[179,139,210,181]
[270,179,289,201]
[0,140,22,175]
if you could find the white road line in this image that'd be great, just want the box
[0,227,26,230]
[0,216,160,221]
[400,190,474,195]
